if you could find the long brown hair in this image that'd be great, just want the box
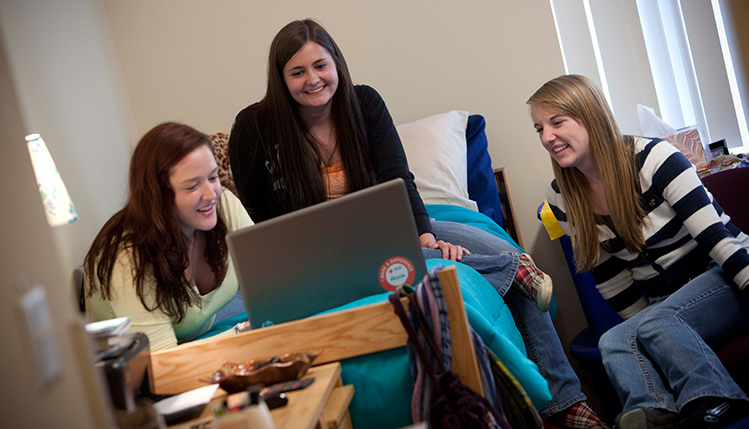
[527,75,645,272]
[84,122,229,321]
[253,18,373,211]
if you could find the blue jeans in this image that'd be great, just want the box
[424,220,586,417]
[598,266,749,413]
[425,221,519,295]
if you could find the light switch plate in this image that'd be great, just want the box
[18,285,62,388]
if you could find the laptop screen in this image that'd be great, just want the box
[227,179,427,328]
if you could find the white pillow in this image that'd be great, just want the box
[397,110,478,211]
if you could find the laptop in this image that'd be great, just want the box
[227,178,427,329]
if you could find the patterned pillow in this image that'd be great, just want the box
[210,132,238,198]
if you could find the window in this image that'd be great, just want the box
[550,0,748,152]
[712,0,749,152]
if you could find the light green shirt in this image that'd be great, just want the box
[86,190,253,351]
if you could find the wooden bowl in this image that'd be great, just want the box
[201,350,321,393]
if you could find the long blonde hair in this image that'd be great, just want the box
[527,75,645,272]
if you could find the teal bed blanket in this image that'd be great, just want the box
[198,204,552,428]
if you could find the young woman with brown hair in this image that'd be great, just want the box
[84,122,253,351]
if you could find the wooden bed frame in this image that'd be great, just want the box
[150,265,484,398]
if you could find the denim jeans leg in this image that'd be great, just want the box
[599,310,676,412]
[426,221,586,416]
[428,221,520,296]
[599,266,749,413]
[635,267,749,411]
[504,287,586,417]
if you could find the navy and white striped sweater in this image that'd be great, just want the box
[547,137,749,319]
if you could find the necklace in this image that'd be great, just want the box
[189,230,200,295]
[311,123,338,167]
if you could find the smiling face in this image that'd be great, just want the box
[283,41,339,115]
[169,145,222,237]
[531,104,596,174]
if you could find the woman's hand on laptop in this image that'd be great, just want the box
[420,233,471,261]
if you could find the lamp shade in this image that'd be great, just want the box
[25,134,78,227]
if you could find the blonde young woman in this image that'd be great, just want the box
[528,74,749,429]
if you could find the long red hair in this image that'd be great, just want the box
[84,122,229,321]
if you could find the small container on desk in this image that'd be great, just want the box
[167,362,353,429]
[214,385,274,429]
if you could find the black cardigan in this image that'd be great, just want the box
[228,84,433,236]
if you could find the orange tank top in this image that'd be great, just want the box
[322,162,349,199]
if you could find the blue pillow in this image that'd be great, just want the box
[466,114,504,228]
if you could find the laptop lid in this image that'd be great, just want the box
[227,178,427,328]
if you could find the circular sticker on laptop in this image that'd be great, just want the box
[378,256,416,291]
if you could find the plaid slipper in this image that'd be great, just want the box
[513,253,553,312]
[544,402,610,429]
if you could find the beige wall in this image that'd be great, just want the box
[0,0,135,425]
[0,27,111,429]
[0,0,136,273]
[105,0,597,410]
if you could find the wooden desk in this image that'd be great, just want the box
[170,362,353,429]
[152,267,482,427]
